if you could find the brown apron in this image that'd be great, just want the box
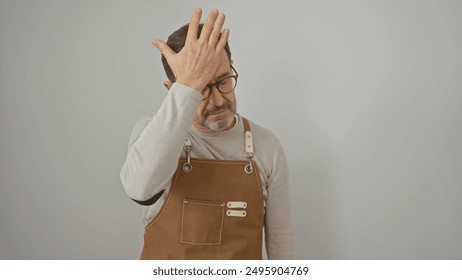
[140,118,264,260]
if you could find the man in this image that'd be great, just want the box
[120,8,294,259]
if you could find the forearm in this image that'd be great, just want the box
[265,209,295,259]
[265,186,295,259]
[120,83,201,202]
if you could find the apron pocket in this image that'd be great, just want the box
[180,199,225,245]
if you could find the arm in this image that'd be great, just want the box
[265,140,296,259]
[120,8,230,204]
[120,83,201,203]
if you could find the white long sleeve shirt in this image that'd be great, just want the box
[120,83,295,259]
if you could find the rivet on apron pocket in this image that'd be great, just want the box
[226,201,247,209]
[226,210,247,217]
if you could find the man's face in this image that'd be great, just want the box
[193,52,237,132]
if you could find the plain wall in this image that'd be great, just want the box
[1,0,461,259]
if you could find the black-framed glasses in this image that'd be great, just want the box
[201,65,238,100]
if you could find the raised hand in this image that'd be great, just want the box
[152,8,230,93]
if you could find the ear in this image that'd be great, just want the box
[163,81,173,90]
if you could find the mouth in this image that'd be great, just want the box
[206,108,227,116]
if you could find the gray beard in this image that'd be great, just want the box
[196,101,237,132]
[202,114,235,131]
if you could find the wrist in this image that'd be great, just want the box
[174,81,203,97]
[176,78,206,94]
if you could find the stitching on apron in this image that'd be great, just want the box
[185,159,250,165]
[180,199,225,245]
[249,161,265,221]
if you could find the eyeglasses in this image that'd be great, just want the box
[201,66,238,100]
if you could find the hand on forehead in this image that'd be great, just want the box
[152,8,230,93]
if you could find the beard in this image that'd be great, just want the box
[195,101,237,132]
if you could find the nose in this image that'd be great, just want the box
[208,86,224,106]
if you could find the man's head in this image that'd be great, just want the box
[162,23,237,133]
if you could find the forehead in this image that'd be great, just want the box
[213,52,232,78]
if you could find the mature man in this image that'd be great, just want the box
[120,8,294,259]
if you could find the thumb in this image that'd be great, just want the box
[152,39,175,59]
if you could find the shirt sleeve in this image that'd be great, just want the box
[119,83,202,203]
[264,139,296,259]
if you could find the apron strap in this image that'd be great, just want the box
[183,137,193,173]
[242,117,251,133]
[242,118,254,174]
[242,118,254,157]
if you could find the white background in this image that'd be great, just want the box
[1,0,461,259]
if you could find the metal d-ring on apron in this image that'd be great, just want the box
[182,122,254,174]
[183,138,193,173]
[244,128,254,174]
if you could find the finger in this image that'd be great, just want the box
[215,28,230,52]
[198,9,219,43]
[186,8,202,44]
[208,13,226,45]
[152,39,175,59]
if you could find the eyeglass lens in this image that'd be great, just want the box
[217,76,237,93]
[202,76,237,99]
